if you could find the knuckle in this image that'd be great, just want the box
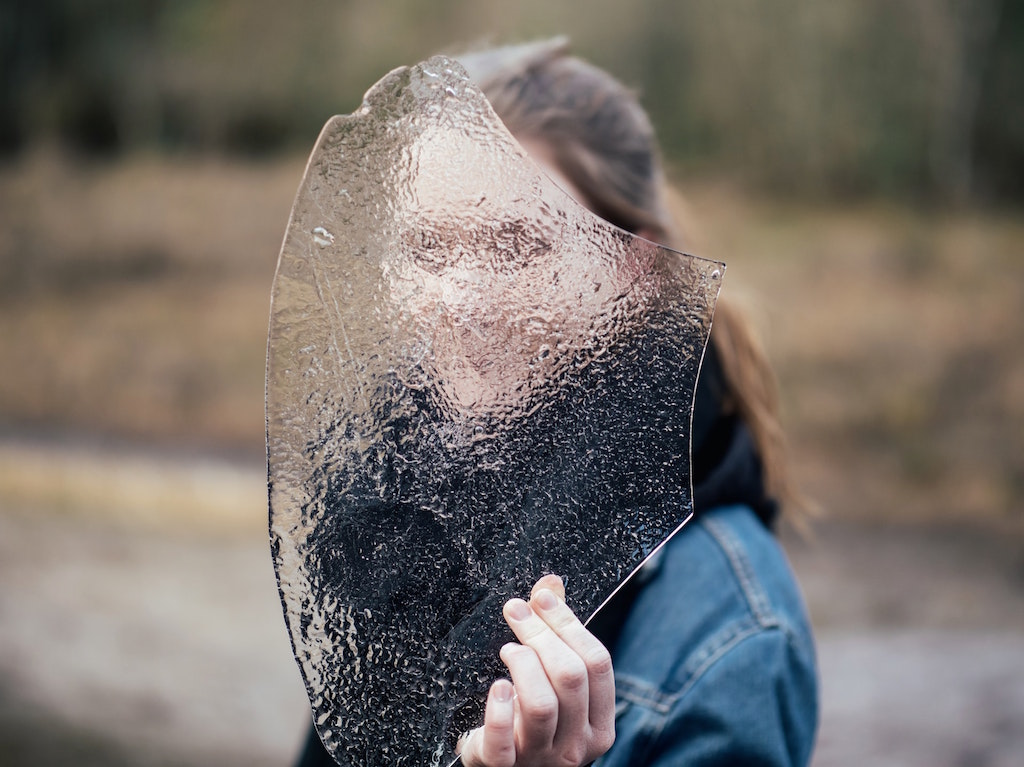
[553,658,588,692]
[520,693,558,723]
[592,724,616,753]
[482,740,516,767]
[560,742,590,766]
[584,645,613,676]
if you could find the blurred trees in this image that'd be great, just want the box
[1,0,1020,202]
[0,0,165,154]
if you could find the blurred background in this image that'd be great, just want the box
[1,1,1022,765]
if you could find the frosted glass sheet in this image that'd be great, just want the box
[266,56,724,767]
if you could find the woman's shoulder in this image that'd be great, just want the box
[612,504,816,698]
[690,504,816,652]
[600,504,818,766]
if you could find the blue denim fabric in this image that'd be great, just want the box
[595,505,818,767]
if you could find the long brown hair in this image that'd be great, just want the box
[460,39,811,524]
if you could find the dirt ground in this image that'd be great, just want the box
[1,440,1022,767]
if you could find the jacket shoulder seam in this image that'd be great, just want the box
[700,511,774,626]
[615,620,787,714]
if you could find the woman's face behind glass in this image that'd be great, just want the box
[389,131,655,418]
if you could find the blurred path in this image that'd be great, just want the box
[815,630,1024,767]
[0,439,309,767]
[785,523,1024,767]
[1,439,1022,766]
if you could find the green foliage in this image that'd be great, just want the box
[1,0,1020,201]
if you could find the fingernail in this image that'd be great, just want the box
[534,588,559,610]
[506,599,531,621]
[500,642,522,657]
[493,681,513,702]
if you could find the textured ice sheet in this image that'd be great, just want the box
[266,56,724,766]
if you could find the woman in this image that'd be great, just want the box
[299,39,818,767]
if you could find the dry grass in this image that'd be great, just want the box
[0,440,266,537]
[676,180,1024,530]
[0,151,301,451]
[1,152,1021,532]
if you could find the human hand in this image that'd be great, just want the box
[457,575,615,767]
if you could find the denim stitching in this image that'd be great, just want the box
[675,622,780,701]
[612,510,790,717]
[615,672,676,714]
[601,692,663,767]
[614,620,783,715]
[614,618,764,711]
[679,614,765,678]
[702,513,774,626]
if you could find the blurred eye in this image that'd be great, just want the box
[485,220,551,268]
[404,219,553,275]
[406,226,449,273]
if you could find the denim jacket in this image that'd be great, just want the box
[594,504,818,767]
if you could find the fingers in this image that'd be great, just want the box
[502,590,611,748]
[458,680,517,767]
[524,577,615,736]
[500,622,562,751]
[529,585,615,731]
[530,573,566,602]
[467,576,617,767]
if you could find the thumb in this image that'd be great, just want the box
[457,680,516,767]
